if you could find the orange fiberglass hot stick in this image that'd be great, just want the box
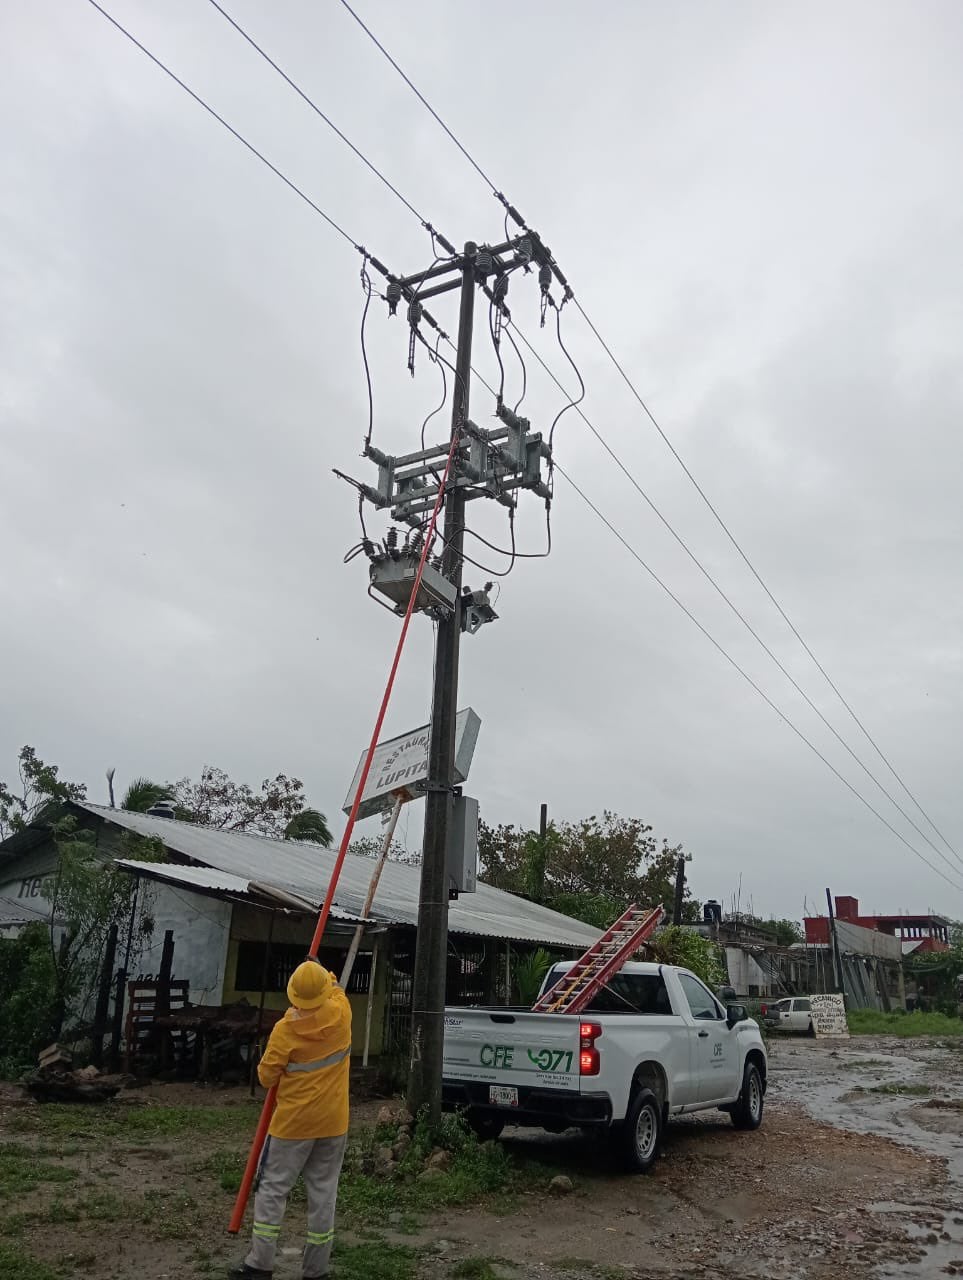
[228,428,463,1234]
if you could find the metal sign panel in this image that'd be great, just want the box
[343,708,481,820]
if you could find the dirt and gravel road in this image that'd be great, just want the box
[2,1033,962,1280]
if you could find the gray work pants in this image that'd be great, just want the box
[245,1133,347,1277]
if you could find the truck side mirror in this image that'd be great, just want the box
[726,1003,748,1029]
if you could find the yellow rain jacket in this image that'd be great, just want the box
[258,985,352,1140]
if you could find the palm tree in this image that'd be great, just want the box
[122,777,173,813]
[283,808,332,847]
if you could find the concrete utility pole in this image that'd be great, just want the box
[408,247,475,1122]
[341,229,566,1124]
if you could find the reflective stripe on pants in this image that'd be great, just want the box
[244,1133,347,1276]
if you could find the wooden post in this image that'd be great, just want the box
[825,888,844,997]
[249,909,276,1096]
[362,936,380,1068]
[91,923,119,1069]
[156,930,175,1072]
[340,795,404,991]
[109,967,126,1072]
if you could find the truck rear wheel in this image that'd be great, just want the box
[617,1087,662,1173]
[731,1061,764,1130]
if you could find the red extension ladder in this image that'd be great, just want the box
[531,903,666,1015]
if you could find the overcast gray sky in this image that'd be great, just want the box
[2,0,961,920]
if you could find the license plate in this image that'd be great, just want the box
[489,1085,518,1108]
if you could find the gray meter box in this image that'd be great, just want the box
[447,795,479,894]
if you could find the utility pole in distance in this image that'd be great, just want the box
[339,230,568,1125]
[672,855,686,925]
[408,246,475,1122]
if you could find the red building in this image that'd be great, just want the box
[804,895,951,954]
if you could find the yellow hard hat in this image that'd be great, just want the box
[287,961,333,1010]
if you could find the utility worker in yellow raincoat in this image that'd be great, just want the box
[230,960,351,1280]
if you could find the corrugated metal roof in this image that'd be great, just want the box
[114,859,364,922]
[115,860,254,895]
[80,803,599,950]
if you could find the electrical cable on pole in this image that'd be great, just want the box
[88,0,962,992]
[337,0,959,867]
[168,0,960,877]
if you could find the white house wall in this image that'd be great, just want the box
[136,883,231,1006]
[0,852,231,1007]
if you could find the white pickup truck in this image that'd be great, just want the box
[442,960,767,1172]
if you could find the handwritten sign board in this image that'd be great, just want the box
[810,993,849,1038]
[343,708,481,820]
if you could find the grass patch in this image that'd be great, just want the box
[197,1149,245,1193]
[337,1114,521,1226]
[0,1143,78,1195]
[7,1102,259,1143]
[840,1058,888,1070]
[0,1241,59,1280]
[332,1239,421,1280]
[847,1009,963,1038]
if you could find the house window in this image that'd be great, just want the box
[234,941,372,997]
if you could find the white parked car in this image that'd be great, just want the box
[442,961,768,1173]
[763,996,816,1035]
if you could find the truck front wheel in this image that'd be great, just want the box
[617,1087,662,1173]
[730,1061,764,1130]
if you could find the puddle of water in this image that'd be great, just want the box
[772,1041,963,1278]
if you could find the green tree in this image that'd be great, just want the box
[478,811,700,927]
[169,765,329,840]
[349,834,421,866]
[283,808,332,846]
[42,819,160,1038]
[906,926,963,1016]
[757,918,804,946]
[648,926,726,989]
[0,746,86,839]
[121,777,173,813]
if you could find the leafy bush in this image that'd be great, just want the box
[0,924,58,1077]
[647,925,726,989]
[512,948,553,1005]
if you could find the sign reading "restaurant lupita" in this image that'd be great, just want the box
[342,708,481,820]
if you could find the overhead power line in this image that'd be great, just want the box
[84,1,961,898]
[463,350,963,893]
[506,326,963,881]
[551,462,963,896]
[204,0,456,255]
[335,0,959,867]
[201,1,963,878]
[84,0,361,251]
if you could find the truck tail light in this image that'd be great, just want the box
[579,1022,601,1076]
